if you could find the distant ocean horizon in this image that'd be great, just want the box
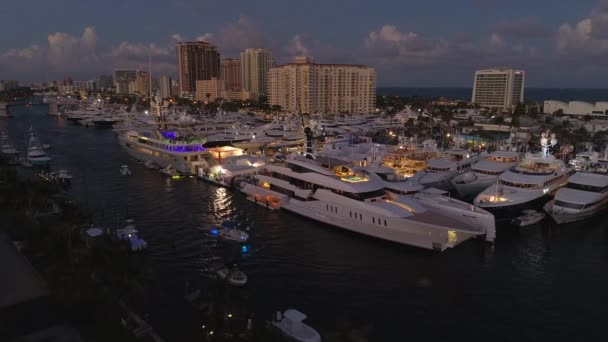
[377,87,608,103]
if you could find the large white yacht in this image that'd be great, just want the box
[118,130,208,174]
[240,154,495,251]
[26,129,51,166]
[1,131,19,161]
[451,150,521,198]
[544,172,608,224]
[474,133,570,220]
[418,148,479,190]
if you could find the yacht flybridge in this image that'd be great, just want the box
[418,148,480,190]
[240,154,495,251]
[474,132,571,220]
[451,150,521,198]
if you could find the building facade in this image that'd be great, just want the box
[113,69,137,94]
[544,100,608,117]
[268,58,376,114]
[471,68,524,111]
[240,48,274,99]
[220,58,242,91]
[177,41,220,96]
[195,78,225,102]
[135,71,150,95]
[159,76,172,98]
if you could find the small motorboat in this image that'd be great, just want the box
[511,209,545,227]
[209,220,249,242]
[216,266,247,286]
[52,169,73,183]
[271,309,321,342]
[116,219,148,251]
[42,144,52,149]
[160,165,181,178]
[144,160,156,169]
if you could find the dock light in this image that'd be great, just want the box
[228,314,233,318]
[201,325,206,329]
[209,331,214,336]
[144,110,149,115]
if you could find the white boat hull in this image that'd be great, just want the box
[451,176,496,198]
[544,199,608,224]
[241,184,486,251]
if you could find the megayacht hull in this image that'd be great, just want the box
[120,143,193,175]
[544,199,608,224]
[241,184,483,251]
[478,194,551,222]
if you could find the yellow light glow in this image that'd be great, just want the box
[488,196,508,203]
[386,199,416,213]
[262,181,270,189]
[447,230,457,244]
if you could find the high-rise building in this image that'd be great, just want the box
[159,76,172,99]
[113,69,137,94]
[135,71,150,95]
[471,68,525,111]
[240,48,274,99]
[0,80,19,92]
[268,57,376,114]
[195,78,225,102]
[177,41,220,96]
[97,75,113,90]
[220,58,242,91]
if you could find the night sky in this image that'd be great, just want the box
[1,0,606,87]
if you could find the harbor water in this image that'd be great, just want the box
[3,104,608,341]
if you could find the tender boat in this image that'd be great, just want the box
[216,266,247,286]
[210,221,249,242]
[160,165,181,178]
[544,172,608,224]
[511,210,546,227]
[271,309,321,342]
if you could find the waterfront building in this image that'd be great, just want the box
[0,80,19,91]
[196,78,225,102]
[544,100,608,117]
[267,57,376,114]
[222,89,251,101]
[472,68,524,112]
[113,69,137,95]
[97,75,113,90]
[177,41,220,96]
[159,76,172,99]
[240,48,274,99]
[220,58,242,91]
[136,71,150,95]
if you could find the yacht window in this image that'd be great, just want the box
[554,200,585,209]
[384,220,387,227]
[373,217,375,224]
[565,182,608,193]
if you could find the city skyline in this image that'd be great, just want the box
[1,0,607,87]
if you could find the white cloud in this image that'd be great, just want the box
[285,35,310,56]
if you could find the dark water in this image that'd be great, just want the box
[378,87,608,103]
[3,104,608,341]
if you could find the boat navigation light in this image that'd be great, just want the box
[211,229,218,235]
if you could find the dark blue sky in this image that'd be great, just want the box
[1,0,607,87]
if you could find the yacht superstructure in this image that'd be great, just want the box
[26,129,51,166]
[544,172,608,224]
[118,130,208,174]
[474,132,570,220]
[451,150,520,198]
[418,148,480,190]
